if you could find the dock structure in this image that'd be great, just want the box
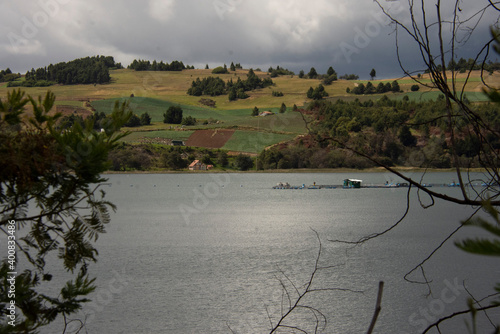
[272,180,492,190]
[273,182,339,189]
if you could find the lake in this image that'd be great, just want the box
[36,172,500,333]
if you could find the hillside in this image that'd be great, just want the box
[2,68,496,108]
[1,68,499,165]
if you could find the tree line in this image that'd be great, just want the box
[108,143,253,171]
[347,80,401,95]
[0,68,21,83]
[268,65,295,77]
[257,96,500,170]
[205,62,243,71]
[8,56,120,87]
[296,66,361,83]
[439,57,500,73]
[187,69,273,101]
[57,109,152,131]
[298,66,338,83]
[127,59,193,71]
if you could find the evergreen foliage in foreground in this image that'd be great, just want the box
[0,89,131,332]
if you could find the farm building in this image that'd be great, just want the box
[188,160,213,171]
[171,140,185,146]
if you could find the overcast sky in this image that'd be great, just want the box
[1,0,498,79]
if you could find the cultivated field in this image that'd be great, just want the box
[1,68,498,153]
[185,129,235,148]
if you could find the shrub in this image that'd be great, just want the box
[234,154,254,171]
[181,115,197,126]
[322,74,337,85]
[199,98,216,108]
[124,114,141,127]
[140,112,151,125]
[163,106,183,124]
[212,66,229,74]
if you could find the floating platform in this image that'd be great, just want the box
[272,181,491,190]
[273,184,337,189]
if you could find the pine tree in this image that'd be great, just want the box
[0,90,131,331]
[307,87,314,98]
[308,67,318,79]
[280,103,287,113]
[140,112,151,125]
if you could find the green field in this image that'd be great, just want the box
[222,131,298,153]
[121,127,297,154]
[403,90,490,102]
[92,97,222,123]
[2,67,498,153]
[92,96,307,145]
[123,130,194,143]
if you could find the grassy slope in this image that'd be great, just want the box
[1,68,496,106]
[1,68,498,152]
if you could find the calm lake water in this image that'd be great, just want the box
[35,172,499,333]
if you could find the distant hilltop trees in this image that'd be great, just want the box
[347,80,401,95]
[9,56,120,87]
[268,66,294,77]
[128,59,193,71]
[438,57,500,73]
[187,68,273,101]
[212,65,229,74]
[339,74,360,80]
[0,68,21,83]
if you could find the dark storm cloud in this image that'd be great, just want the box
[0,0,497,79]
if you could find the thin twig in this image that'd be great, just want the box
[404,206,482,285]
[330,185,412,244]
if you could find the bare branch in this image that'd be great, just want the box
[366,281,385,334]
[404,206,482,285]
[489,1,500,12]
[268,229,363,333]
[463,281,498,328]
[310,131,500,206]
[226,321,237,334]
[422,304,500,333]
[329,185,412,244]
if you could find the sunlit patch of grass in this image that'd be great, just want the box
[222,130,297,153]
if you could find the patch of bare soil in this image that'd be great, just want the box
[185,129,235,148]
